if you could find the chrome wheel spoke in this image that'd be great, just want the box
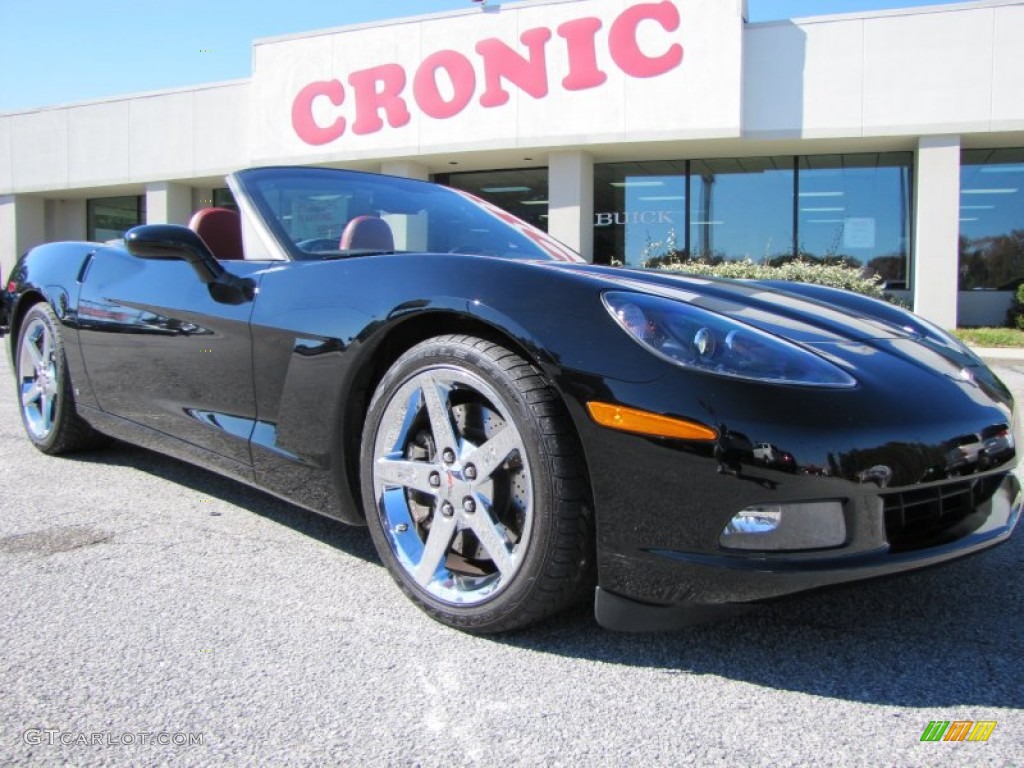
[375,456,441,496]
[464,425,525,481]
[467,503,515,576]
[39,393,54,432]
[18,318,59,441]
[40,331,53,366]
[23,336,44,369]
[21,381,42,407]
[413,513,457,587]
[421,374,459,456]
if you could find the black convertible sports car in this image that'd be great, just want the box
[5,166,1020,632]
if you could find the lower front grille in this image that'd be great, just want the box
[882,473,1005,553]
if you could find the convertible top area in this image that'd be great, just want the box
[231,166,583,263]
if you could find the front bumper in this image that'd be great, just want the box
[563,330,1022,632]
[594,471,1021,631]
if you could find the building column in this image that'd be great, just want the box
[548,151,594,262]
[146,181,192,225]
[380,160,429,180]
[912,136,961,329]
[0,194,45,281]
[44,199,87,243]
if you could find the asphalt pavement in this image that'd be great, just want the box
[1,350,1021,767]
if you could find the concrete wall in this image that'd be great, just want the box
[2,2,1021,197]
[913,136,961,329]
[0,195,45,280]
[0,0,1022,327]
[43,199,87,243]
[248,0,745,165]
[744,1,1024,139]
[959,291,1015,328]
[0,81,250,194]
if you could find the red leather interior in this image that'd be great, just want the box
[189,207,243,260]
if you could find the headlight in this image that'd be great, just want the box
[603,291,856,388]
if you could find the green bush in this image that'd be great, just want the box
[647,257,888,299]
[1006,283,1024,330]
[955,327,1024,347]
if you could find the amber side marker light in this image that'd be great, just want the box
[587,402,718,441]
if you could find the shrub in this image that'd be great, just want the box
[648,257,888,299]
[1006,283,1024,330]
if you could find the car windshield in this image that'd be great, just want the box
[234,167,582,263]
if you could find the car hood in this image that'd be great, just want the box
[532,260,982,360]
[524,261,1000,391]
[538,262,920,344]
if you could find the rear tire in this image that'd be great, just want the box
[360,335,593,633]
[15,303,108,454]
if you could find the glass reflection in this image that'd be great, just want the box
[797,153,911,288]
[439,167,550,231]
[593,153,913,278]
[87,195,146,243]
[593,160,687,266]
[959,148,1024,290]
[689,157,793,264]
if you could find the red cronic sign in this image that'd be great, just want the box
[291,1,685,145]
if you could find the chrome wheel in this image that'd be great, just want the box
[371,366,533,605]
[14,303,107,455]
[18,316,60,441]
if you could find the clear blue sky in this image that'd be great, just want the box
[0,0,972,113]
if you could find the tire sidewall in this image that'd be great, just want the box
[360,337,561,630]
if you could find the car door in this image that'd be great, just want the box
[76,247,263,474]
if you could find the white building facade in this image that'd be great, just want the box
[2,0,1023,328]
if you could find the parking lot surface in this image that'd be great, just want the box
[1,351,1021,767]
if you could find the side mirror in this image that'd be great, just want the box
[123,224,256,305]
[124,225,224,285]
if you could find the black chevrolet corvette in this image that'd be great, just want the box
[5,167,1020,633]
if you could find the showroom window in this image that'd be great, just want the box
[595,158,792,267]
[593,161,687,266]
[594,153,912,281]
[959,148,1024,290]
[437,168,549,231]
[213,187,238,210]
[798,153,911,288]
[86,195,146,242]
[691,156,794,265]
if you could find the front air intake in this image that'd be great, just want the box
[882,474,1005,552]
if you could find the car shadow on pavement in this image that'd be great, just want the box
[499,533,1024,711]
[68,440,380,565]
[64,440,1023,711]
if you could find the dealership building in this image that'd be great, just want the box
[1,0,1022,328]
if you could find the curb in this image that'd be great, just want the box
[969,346,1024,363]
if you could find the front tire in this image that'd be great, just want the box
[360,335,593,633]
[15,303,107,454]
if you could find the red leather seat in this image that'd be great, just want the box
[339,216,394,252]
[189,207,242,260]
